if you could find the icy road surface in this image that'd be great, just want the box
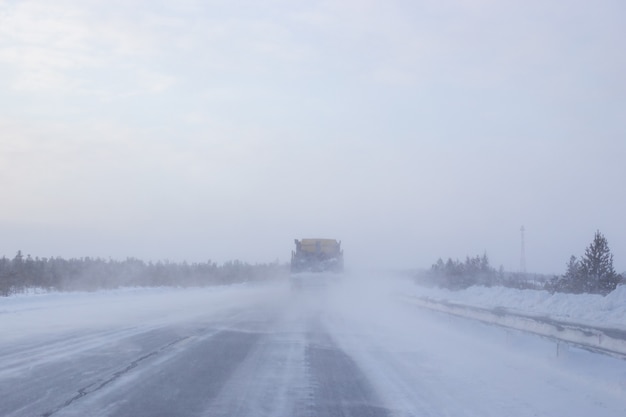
[1,276,626,417]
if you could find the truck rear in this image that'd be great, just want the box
[290,238,344,273]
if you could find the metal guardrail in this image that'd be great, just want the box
[403,296,626,359]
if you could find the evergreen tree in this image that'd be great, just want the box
[579,231,620,294]
[561,255,582,293]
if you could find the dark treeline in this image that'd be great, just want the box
[0,251,287,296]
[429,254,497,289]
[419,231,624,296]
[420,253,549,291]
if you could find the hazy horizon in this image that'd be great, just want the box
[1,0,625,274]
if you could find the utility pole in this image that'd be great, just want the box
[520,225,527,273]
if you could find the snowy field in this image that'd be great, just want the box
[1,275,626,416]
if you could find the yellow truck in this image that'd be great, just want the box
[290,238,344,273]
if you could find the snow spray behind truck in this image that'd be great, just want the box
[290,238,344,273]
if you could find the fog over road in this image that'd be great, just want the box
[1,277,625,417]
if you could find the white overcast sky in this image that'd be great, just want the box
[1,0,625,273]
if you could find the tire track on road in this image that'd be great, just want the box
[41,335,191,417]
[305,319,391,417]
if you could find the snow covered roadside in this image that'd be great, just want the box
[0,283,287,344]
[404,283,626,331]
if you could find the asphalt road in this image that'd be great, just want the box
[1,286,392,417]
[2,281,625,417]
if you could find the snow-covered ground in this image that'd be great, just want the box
[5,279,625,333]
[328,277,626,416]
[1,277,625,416]
[405,281,626,330]
[0,284,279,344]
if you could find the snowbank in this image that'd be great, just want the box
[407,283,626,330]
